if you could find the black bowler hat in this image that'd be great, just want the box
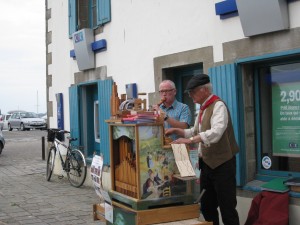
[185,74,210,92]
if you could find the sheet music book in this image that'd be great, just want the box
[284,177,300,186]
[171,143,196,177]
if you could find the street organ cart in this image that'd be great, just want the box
[106,122,199,224]
[94,82,202,224]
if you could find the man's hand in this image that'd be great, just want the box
[165,128,177,136]
[165,127,185,138]
[171,138,191,144]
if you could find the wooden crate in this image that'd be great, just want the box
[157,221,213,225]
[93,202,213,225]
[93,203,106,222]
[104,201,200,225]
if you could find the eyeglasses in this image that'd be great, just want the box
[159,89,174,94]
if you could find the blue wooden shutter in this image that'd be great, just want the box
[208,64,243,186]
[98,79,113,165]
[68,0,77,37]
[97,0,111,26]
[69,85,80,147]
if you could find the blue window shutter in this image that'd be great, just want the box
[69,0,77,37]
[98,79,113,165]
[208,64,244,186]
[97,0,111,26]
[69,85,80,147]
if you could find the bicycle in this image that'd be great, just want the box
[46,128,87,187]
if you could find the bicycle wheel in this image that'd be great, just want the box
[66,149,87,187]
[46,147,56,181]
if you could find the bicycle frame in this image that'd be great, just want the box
[53,137,71,170]
[47,129,87,187]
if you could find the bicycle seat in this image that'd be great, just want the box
[67,137,77,142]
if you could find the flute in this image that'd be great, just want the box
[157,97,166,106]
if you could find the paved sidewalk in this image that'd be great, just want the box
[0,136,105,225]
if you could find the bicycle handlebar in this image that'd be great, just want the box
[47,128,70,134]
[47,128,78,144]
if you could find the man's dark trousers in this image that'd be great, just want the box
[200,156,240,225]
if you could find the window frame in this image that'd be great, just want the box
[236,48,300,182]
[68,0,111,37]
[254,58,300,179]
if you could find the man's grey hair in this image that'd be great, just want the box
[160,80,176,89]
[202,83,213,93]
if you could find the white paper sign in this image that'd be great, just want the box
[100,189,112,204]
[91,155,104,198]
[105,202,113,223]
[171,144,196,177]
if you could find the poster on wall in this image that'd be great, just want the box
[55,93,64,130]
[272,81,300,157]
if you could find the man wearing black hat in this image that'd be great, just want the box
[166,74,240,225]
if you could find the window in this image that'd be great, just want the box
[255,61,300,176]
[69,0,111,37]
[94,100,100,143]
[91,0,97,29]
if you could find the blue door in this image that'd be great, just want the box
[69,79,112,164]
[209,64,244,186]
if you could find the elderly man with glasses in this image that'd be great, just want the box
[153,80,191,140]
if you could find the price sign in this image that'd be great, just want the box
[272,82,300,157]
[280,89,300,104]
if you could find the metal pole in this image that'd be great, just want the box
[42,136,45,160]
[195,189,206,204]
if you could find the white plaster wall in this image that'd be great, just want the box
[95,0,245,95]
[48,0,73,129]
[48,0,300,130]
[236,196,252,225]
[289,204,300,225]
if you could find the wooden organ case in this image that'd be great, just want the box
[108,123,195,210]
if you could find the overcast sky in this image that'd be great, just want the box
[0,0,46,115]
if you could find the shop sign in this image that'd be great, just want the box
[272,82,300,157]
[216,0,289,36]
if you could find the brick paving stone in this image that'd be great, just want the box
[0,136,104,225]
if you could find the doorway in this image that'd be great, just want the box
[164,64,203,124]
[80,84,100,158]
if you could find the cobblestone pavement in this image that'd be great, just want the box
[0,131,105,225]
